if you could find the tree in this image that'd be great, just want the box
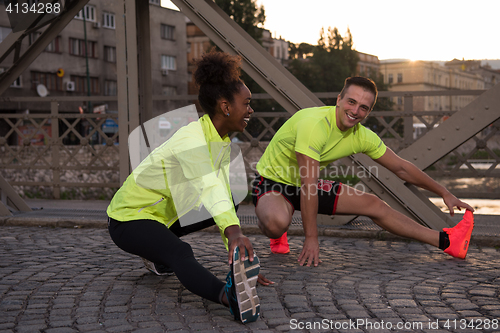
[213,0,287,140]
[214,0,265,42]
[289,42,315,60]
[288,26,359,105]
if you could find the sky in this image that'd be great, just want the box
[162,0,499,63]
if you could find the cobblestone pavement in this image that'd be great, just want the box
[1,227,500,333]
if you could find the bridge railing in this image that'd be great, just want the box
[0,89,498,199]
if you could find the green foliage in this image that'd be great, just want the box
[214,0,265,42]
[213,0,283,115]
[288,27,359,105]
[288,27,394,112]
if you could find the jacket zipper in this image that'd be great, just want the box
[138,197,164,213]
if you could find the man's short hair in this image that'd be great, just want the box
[339,76,378,109]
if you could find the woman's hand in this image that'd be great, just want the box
[224,225,254,264]
[257,273,274,286]
[225,226,275,286]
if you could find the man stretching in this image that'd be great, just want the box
[252,76,474,266]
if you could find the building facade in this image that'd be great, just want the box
[0,0,188,116]
[356,51,380,77]
[186,20,289,94]
[445,59,500,90]
[380,60,485,112]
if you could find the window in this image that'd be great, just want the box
[69,38,97,58]
[10,76,22,88]
[104,80,117,96]
[29,31,41,45]
[45,36,61,53]
[102,12,115,29]
[161,55,176,70]
[31,71,63,91]
[28,32,61,53]
[397,73,403,83]
[70,75,99,94]
[0,68,19,87]
[104,46,116,63]
[397,97,403,105]
[388,73,393,84]
[0,26,11,43]
[162,86,177,96]
[161,24,175,40]
[75,5,96,22]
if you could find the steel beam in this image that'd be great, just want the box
[170,0,485,230]
[348,84,500,228]
[399,83,500,170]
[136,0,153,123]
[115,0,141,184]
[0,173,31,215]
[170,0,320,113]
[0,0,88,209]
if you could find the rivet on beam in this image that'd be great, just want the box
[441,136,446,140]
[470,116,475,120]
[485,105,490,110]
[413,156,418,160]
[427,146,432,150]
[456,126,460,130]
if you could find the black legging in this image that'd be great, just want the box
[108,208,237,304]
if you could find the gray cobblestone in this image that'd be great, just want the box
[1,226,500,332]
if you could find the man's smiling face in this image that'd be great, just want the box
[335,85,375,132]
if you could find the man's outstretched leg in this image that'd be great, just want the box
[335,185,474,258]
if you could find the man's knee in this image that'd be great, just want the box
[257,213,290,238]
[363,193,391,218]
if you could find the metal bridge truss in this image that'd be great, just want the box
[1,0,499,229]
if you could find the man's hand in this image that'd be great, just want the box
[295,152,322,267]
[257,273,274,286]
[225,225,254,264]
[443,193,475,216]
[297,236,322,267]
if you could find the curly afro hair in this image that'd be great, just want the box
[193,50,244,117]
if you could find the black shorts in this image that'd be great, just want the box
[252,174,342,215]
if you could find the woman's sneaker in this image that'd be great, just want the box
[224,247,260,323]
[142,258,174,276]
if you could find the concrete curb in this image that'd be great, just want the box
[0,217,108,229]
[2,215,499,248]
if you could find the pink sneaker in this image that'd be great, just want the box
[270,232,290,254]
[443,210,474,259]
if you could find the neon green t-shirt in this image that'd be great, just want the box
[256,106,387,186]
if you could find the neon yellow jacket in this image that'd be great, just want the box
[107,114,239,249]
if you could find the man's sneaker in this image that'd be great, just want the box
[142,258,174,276]
[224,247,260,323]
[443,210,474,259]
[270,232,290,254]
